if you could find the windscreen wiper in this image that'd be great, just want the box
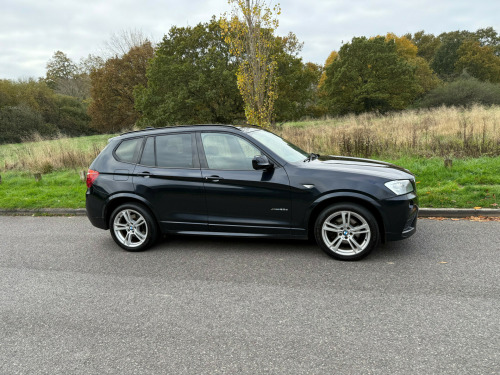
[304,153,320,162]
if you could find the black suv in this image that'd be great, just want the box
[86,125,418,260]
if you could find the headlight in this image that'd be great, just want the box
[384,180,414,195]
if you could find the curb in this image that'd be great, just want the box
[0,208,87,216]
[0,208,498,218]
[418,208,499,218]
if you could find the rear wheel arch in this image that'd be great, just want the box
[104,195,158,230]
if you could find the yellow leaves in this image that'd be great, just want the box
[474,206,482,210]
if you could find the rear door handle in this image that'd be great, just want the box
[205,175,223,182]
[138,171,152,178]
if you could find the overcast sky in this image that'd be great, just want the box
[1,0,499,80]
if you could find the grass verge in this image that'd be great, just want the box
[0,157,498,210]
[0,170,86,209]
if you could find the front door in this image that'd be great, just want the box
[198,131,291,236]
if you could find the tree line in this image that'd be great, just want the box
[1,11,500,144]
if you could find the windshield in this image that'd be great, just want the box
[246,129,309,163]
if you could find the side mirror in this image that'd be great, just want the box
[252,155,273,170]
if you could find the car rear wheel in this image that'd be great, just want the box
[109,203,158,252]
[314,203,379,261]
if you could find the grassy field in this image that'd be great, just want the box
[0,133,112,172]
[279,105,500,159]
[0,105,499,210]
[0,157,498,210]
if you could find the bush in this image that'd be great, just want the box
[417,77,500,108]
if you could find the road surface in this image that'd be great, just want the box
[1,216,499,374]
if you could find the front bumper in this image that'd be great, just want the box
[382,192,419,241]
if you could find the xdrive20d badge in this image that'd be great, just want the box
[86,125,418,260]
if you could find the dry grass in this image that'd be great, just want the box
[279,105,500,158]
[0,133,111,173]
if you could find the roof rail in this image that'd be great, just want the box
[119,124,240,136]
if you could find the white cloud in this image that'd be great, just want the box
[0,0,499,79]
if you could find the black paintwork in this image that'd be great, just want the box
[86,125,418,241]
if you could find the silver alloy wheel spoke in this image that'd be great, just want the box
[351,223,370,235]
[348,237,363,253]
[114,223,129,231]
[330,236,344,251]
[323,221,343,233]
[134,217,145,227]
[134,230,146,241]
[341,211,351,227]
[123,210,133,225]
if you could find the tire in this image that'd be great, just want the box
[314,203,379,261]
[109,203,158,252]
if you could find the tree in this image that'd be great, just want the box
[386,33,440,95]
[45,51,78,88]
[134,20,243,127]
[404,31,441,63]
[318,50,338,89]
[322,37,421,115]
[455,41,500,83]
[88,42,154,132]
[45,51,93,99]
[474,27,500,55]
[220,0,281,127]
[272,33,322,121]
[431,30,472,80]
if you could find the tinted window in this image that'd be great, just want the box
[140,137,155,166]
[115,138,142,163]
[201,133,260,170]
[156,134,194,168]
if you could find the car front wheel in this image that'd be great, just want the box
[314,203,379,261]
[109,203,158,252]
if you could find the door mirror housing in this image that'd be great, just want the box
[252,155,273,170]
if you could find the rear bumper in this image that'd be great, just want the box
[86,189,108,230]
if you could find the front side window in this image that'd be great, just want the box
[201,133,260,170]
[155,133,194,168]
[246,129,308,163]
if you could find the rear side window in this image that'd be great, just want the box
[114,138,143,163]
[156,134,194,168]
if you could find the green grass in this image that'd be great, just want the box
[389,157,500,209]
[0,170,86,209]
[0,157,498,209]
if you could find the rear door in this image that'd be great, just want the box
[198,131,291,236]
[133,132,207,233]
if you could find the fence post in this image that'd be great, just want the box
[79,170,87,182]
[34,173,42,182]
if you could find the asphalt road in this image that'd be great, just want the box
[1,216,499,375]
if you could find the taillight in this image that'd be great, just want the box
[86,169,99,188]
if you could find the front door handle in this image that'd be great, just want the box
[205,175,223,182]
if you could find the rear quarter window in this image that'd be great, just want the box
[114,138,143,163]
